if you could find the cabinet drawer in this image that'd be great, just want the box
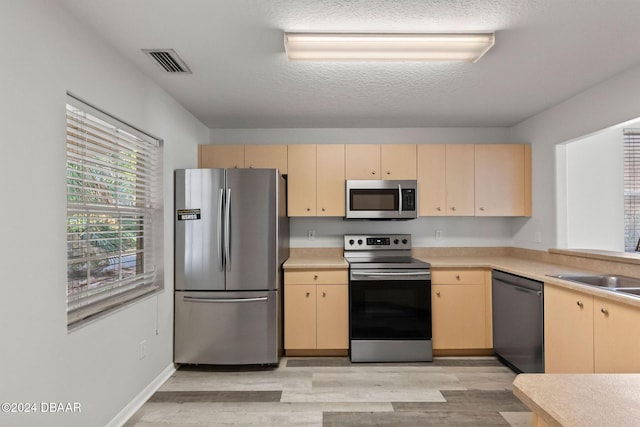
[431,269,485,285]
[285,270,348,285]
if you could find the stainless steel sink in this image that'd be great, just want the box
[551,274,640,288]
[549,274,640,297]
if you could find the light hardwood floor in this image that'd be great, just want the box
[125,357,531,426]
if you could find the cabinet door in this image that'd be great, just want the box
[431,284,487,349]
[417,144,446,216]
[317,144,345,216]
[445,144,475,216]
[316,284,349,349]
[198,144,244,168]
[345,144,380,179]
[284,285,317,350]
[381,144,417,179]
[543,285,594,373]
[475,144,526,216]
[287,145,316,216]
[594,297,640,373]
[245,144,288,173]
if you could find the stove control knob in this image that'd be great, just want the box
[357,239,363,245]
[402,239,408,244]
[393,239,400,244]
[349,239,355,245]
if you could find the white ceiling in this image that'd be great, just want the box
[57,0,640,129]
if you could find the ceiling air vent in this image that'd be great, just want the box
[143,49,191,73]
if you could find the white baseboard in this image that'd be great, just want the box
[106,363,176,427]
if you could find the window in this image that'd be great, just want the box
[66,94,163,327]
[624,129,640,252]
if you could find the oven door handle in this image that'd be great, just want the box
[398,184,403,216]
[351,271,431,278]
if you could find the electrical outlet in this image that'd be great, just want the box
[307,230,315,240]
[534,231,542,243]
[435,230,443,241]
[139,340,147,360]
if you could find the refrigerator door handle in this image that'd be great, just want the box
[217,188,224,271]
[224,188,231,271]
[183,296,268,303]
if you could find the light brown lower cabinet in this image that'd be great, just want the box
[544,284,640,373]
[284,270,348,353]
[543,285,594,373]
[431,269,492,352]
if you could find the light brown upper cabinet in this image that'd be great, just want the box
[346,144,417,180]
[381,144,417,179]
[244,144,288,173]
[287,144,346,217]
[475,144,532,216]
[345,144,380,179]
[417,144,446,216]
[287,144,317,216]
[445,144,475,216]
[198,144,244,168]
[316,144,345,216]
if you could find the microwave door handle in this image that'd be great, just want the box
[398,184,402,215]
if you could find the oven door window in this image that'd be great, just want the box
[350,281,431,340]
[350,189,399,211]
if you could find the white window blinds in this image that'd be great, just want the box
[624,129,640,252]
[66,95,163,327]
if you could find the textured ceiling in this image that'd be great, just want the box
[57,0,640,129]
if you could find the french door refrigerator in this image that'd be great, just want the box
[174,168,289,365]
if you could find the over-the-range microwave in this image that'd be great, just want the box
[345,180,418,220]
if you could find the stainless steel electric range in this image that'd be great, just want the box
[344,234,432,362]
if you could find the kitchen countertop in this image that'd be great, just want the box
[283,248,348,270]
[513,373,640,427]
[285,249,640,308]
[418,255,640,309]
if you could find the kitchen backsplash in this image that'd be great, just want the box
[290,217,518,248]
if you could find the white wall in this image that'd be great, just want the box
[510,63,640,250]
[562,128,625,250]
[0,2,208,427]
[211,127,519,248]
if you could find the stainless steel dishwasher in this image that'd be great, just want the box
[492,270,544,373]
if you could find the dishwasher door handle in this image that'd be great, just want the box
[496,279,542,296]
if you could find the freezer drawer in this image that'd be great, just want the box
[174,290,279,365]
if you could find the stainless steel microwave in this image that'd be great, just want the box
[345,180,418,219]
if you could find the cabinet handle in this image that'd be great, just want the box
[313,274,318,280]
[479,207,485,211]
[305,292,310,298]
[436,291,441,297]
[306,208,311,212]
[249,165,253,168]
[321,207,326,212]
[455,274,460,280]
[601,308,609,315]
[451,207,456,211]
[371,171,376,175]
[386,171,391,175]
[322,291,326,298]
[576,301,583,308]
[436,207,441,211]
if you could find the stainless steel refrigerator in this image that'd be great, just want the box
[174,168,289,365]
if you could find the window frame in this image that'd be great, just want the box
[624,128,640,253]
[66,93,163,328]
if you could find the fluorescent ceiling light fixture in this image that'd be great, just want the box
[284,32,495,62]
